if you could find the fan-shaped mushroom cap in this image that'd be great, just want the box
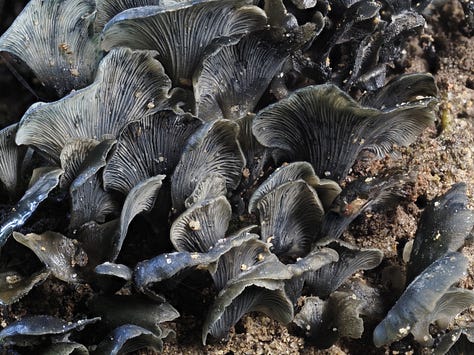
[13,231,88,283]
[0,315,99,347]
[193,31,289,121]
[103,110,202,194]
[171,119,245,212]
[171,195,232,253]
[68,140,119,229]
[249,161,340,213]
[0,0,101,95]
[101,0,267,87]
[373,252,469,347]
[306,240,383,298]
[0,124,27,198]
[94,324,164,354]
[407,183,474,282]
[253,84,435,181]
[16,47,172,161]
[0,168,62,248]
[60,138,100,189]
[0,269,50,306]
[256,180,324,259]
[290,0,317,9]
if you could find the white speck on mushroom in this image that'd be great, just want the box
[189,220,201,231]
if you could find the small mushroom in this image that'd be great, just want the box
[320,173,410,240]
[293,291,364,349]
[170,195,232,253]
[256,180,325,259]
[13,231,88,283]
[0,124,27,198]
[88,294,179,333]
[171,119,245,212]
[94,324,164,354]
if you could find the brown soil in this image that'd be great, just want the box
[0,0,473,354]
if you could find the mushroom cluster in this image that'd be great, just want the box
[0,0,472,353]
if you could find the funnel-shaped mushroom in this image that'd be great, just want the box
[373,252,469,347]
[0,0,102,95]
[16,47,172,161]
[285,247,339,304]
[0,124,27,198]
[253,84,435,181]
[306,240,383,298]
[210,229,271,291]
[69,173,119,230]
[101,0,267,87]
[0,168,63,248]
[193,31,289,120]
[248,161,341,214]
[171,196,232,253]
[256,180,324,259]
[236,114,268,193]
[171,119,245,212]
[407,183,474,282]
[103,110,202,194]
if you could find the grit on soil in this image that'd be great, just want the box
[0,0,473,354]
